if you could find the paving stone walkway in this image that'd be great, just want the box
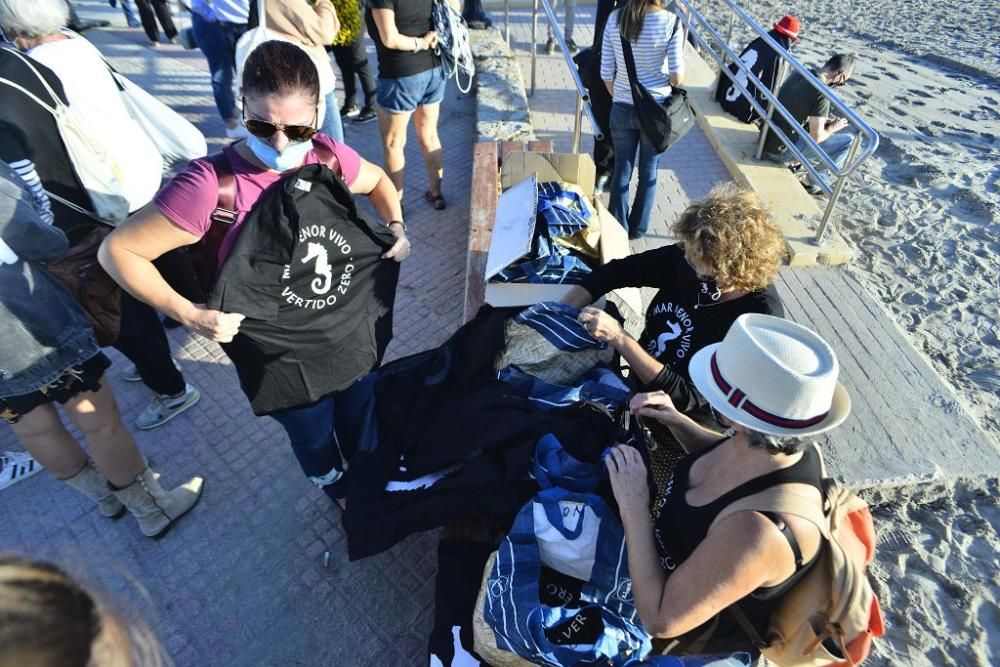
[1,2,474,664]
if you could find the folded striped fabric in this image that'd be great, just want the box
[514,302,607,352]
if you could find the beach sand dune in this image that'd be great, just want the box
[698,1,1000,438]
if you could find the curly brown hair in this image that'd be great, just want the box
[671,184,786,292]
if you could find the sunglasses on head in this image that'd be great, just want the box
[241,102,318,143]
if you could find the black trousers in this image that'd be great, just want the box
[331,35,377,109]
[590,79,614,177]
[134,0,177,43]
[113,292,185,397]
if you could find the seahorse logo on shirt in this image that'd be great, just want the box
[650,320,682,357]
[301,242,333,295]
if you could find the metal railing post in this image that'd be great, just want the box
[572,93,583,152]
[504,0,510,48]
[720,10,736,69]
[755,60,788,160]
[813,134,862,245]
[529,0,538,97]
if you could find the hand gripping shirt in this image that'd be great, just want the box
[206,162,399,415]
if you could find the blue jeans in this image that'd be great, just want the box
[119,0,140,27]
[270,373,378,500]
[765,131,857,186]
[321,90,345,143]
[609,102,664,238]
[191,12,247,123]
[376,66,447,113]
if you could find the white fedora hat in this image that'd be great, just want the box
[688,314,850,437]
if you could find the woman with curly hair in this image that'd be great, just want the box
[562,184,786,416]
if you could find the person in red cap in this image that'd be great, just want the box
[715,15,800,123]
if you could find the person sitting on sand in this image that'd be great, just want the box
[605,313,849,656]
[762,53,856,192]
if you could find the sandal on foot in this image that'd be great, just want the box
[423,190,446,211]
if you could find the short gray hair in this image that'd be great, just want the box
[0,0,69,39]
[745,429,809,456]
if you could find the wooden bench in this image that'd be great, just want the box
[463,140,554,323]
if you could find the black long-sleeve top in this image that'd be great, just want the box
[578,243,783,412]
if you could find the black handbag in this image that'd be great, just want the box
[619,17,695,153]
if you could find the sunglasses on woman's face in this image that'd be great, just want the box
[241,103,318,143]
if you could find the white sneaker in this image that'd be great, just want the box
[135,383,201,430]
[123,357,182,383]
[0,451,43,492]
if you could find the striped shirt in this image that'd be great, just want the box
[601,8,685,105]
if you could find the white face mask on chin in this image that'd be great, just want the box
[246,134,315,171]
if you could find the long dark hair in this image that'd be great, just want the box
[618,0,663,43]
[242,40,320,103]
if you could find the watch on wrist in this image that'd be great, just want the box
[412,37,421,53]
[388,220,407,232]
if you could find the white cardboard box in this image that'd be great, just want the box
[485,152,642,318]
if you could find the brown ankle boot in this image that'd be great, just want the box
[111,466,204,538]
[62,463,125,519]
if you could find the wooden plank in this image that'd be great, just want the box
[775,266,998,488]
[464,141,500,322]
[527,140,554,153]
[500,140,525,163]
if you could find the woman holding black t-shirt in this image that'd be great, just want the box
[563,184,786,416]
[366,0,447,210]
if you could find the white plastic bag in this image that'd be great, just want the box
[112,71,207,171]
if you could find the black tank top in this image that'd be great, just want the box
[650,438,823,653]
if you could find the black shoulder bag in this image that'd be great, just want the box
[619,16,695,152]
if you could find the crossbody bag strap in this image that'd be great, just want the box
[1,48,64,107]
[618,33,642,108]
[0,76,59,116]
[728,602,770,649]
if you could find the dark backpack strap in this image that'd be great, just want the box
[312,140,344,179]
[728,603,769,649]
[197,149,238,293]
[761,511,805,568]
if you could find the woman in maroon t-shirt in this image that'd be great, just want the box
[100,41,410,501]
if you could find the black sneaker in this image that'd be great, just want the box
[354,107,377,124]
[565,38,579,54]
[544,38,556,55]
[340,104,360,118]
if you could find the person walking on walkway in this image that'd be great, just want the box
[109,0,142,28]
[366,0,447,210]
[134,0,178,47]
[543,0,578,54]
[600,0,684,238]
[0,3,202,431]
[0,162,203,538]
[189,0,251,138]
[330,0,377,124]
[100,41,410,502]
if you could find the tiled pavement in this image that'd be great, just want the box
[0,2,472,665]
[0,4,735,666]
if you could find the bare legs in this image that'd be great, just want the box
[414,102,443,198]
[377,102,444,202]
[11,380,145,488]
[378,108,414,201]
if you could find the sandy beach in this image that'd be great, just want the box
[690,2,1000,664]
[698,0,1000,440]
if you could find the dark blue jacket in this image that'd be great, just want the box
[0,161,98,397]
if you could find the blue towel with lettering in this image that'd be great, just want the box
[483,437,651,666]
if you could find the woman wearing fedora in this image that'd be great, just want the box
[604,313,850,654]
[567,184,785,418]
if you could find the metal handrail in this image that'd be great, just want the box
[526,0,603,152]
[675,0,879,243]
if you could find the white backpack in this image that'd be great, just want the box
[0,49,130,224]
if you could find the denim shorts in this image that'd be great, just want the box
[377,66,446,113]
